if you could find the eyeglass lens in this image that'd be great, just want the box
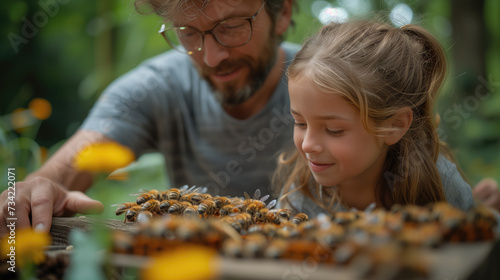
[164,18,252,53]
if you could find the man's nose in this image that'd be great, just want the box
[202,35,230,67]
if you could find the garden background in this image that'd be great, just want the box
[1,0,500,219]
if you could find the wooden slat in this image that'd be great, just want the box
[49,216,138,245]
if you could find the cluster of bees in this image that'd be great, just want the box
[113,186,309,229]
[112,187,498,278]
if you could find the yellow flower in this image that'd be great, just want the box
[0,228,51,267]
[40,146,48,163]
[74,142,135,173]
[28,98,52,120]
[142,245,219,280]
[107,170,130,181]
[11,108,29,132]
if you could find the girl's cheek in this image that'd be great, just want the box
[293,131,302,147]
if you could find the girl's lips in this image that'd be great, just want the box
[211,67,243,83]
[309,161,334,173]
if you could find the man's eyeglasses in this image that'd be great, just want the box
[158,2,266,55]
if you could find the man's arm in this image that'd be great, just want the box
[0,130,113,235]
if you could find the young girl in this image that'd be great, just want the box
[274,20,476,216]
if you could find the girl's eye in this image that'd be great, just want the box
[292,121,306,128]
[326,129,344,136]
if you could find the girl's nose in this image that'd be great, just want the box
[301,130,322,154]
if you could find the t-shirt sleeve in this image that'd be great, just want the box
[438,155,475,211]
[81,64,166,157]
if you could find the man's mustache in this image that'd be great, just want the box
[201,57,252,76]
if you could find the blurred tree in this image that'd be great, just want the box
[451,0,486,91]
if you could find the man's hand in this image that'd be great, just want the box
[0,176,103,236]
[473,178,500,212]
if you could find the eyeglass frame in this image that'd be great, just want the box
[158,1,266,55]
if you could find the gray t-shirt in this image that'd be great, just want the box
[279,154,476,216]
[81,42,300,197]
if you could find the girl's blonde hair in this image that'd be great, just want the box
[275,20,450,212]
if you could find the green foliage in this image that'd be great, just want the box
[87,153,168,220]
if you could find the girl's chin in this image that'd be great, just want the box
[312,176,338,187]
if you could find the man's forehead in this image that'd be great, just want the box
[172,0,257,24]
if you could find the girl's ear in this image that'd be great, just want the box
[383,107,413,146]
[275,0,293,36]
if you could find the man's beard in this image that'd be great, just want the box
[199,34,279,106]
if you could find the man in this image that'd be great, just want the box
[0,0,296,234]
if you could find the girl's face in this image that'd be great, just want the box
[289,76,388,191]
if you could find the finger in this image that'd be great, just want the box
[475,178,498,191]
[30,191,55,233]
[483,195,500,208]
[472,183,495,199]
[480,178,499,188]
[0,193,9,237]
[472,187,488,200]
[64,191,104,215]
[0,213,7,237]
[1,187,31,234]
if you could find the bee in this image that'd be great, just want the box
[296,220,318,238]
[333,211,360,225]
[159,200,174,214]
[222,216,242,233]
[430,202,464,226]
[399,205,432,223]
[232,213,253,230]
[470,204,498,226]
[248,223,278,238]
[112,231,134,254]
[168,201,192,214]
[399,223,442,247]
[220,204,241,217]
[242,232,267,258]
[316,223,346,246]
[125,205,142,222]
[245,202,266,216]
[113,202,137,216]
[243,189,270,206]
[264,239,288,259]
[183,205,199,217]
[200,193,213,201]
[167,188,181,200]
[276,209,292,220]
[140,199,161,214]
[292,213,309,225]
[266,211,281,225]
[333,240,361,265]
[275,224,299,239]
[214,196,232,209]
[230,196,244,206]
[243,190,271,216]
[176,219,205,240]
[135,190,160,205]
[255,208,269,223]
[156,189,171,201]
[137,211,153,224]
[198,199,217,216]
[222,239,243,258]
[181,192,204,205]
